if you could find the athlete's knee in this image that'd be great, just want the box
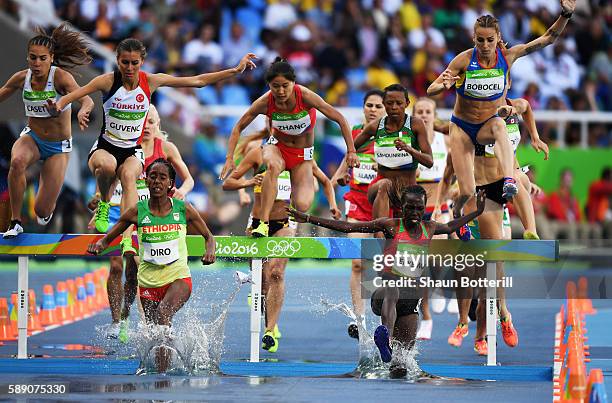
[94,163,116,178]
[266,158,283,176]
[490,119,507,137]
[34,204,54,219]
[9,154,30,173]
[119,167,139,182]
[293,197,312,212]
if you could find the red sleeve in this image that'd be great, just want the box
[546,193,566,221]
[589,181,612,197]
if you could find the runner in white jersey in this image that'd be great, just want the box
[0,24,93,238]
[50,38,256,234]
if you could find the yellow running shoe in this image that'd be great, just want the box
[474,338,488,356]
[448,323,468,347]
[120,238,137,256]
[523,230,540,240]
[262,330,278,353]
[251,221,269,238]
[273,324,282,339]
[94,201,110,233]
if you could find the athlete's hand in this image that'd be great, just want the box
[394,139,414,154]
[87,238,107,255]
[560,0,576,14]
[235,53,257,74]
[530,183,543,196]
[201,249,216,265]
[496,105,516,119]
[336,173,351,186]
[441,69,460,90]
[346,151,360,168]
[219,158,235,180]
[286,206,308,223]
[531,138,549,160]
[249,174,264,187]
[239,190,252,206]
[330,206,341,220]
[476,190,486,214]
[87,193,100,212]
[77,107,91,131]
[46,99,60,117]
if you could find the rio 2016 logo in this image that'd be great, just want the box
[266,240,301,257]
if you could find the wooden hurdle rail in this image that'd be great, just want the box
[0,234,558,365]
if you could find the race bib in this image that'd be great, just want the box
[142,238,180,265]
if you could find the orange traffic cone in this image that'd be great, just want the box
[92,271,106,310]
[577,276,596,315]
[0,297,14,341]
[28,289,43,334]
[55,281,71,324]
[564,331,587,401]
[586,368,606,402]
[66,279,79,320]
[39,284,58,327]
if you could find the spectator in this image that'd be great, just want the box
[263,0,297,31]
[357,13,379,66]
[366,59,399,90]
[183,24,224,72]
[499,2,532,47]
[460,0,488,36]
[575,17,608,66]
[193,122,226,178]
[586,168,612,233]
[222,22,252,69]
[409,12,446,51]
[399,0,422,32]
[286,23,316,85]
[538,41,582,100]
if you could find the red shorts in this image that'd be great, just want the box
[275,141,313,170]
[344,190,373,221]
[139,277,192,303]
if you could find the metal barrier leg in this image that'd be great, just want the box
[250,259,263,363]
[17,256,29,359]
[486,262,497,366]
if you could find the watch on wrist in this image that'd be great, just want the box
[561,9,572,19]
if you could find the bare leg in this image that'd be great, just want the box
[121,255,138,320]
[289,160,314,212]
[259,146,284,222]
[107,256,124,323]
[88,149,118,203]
[476,117,516,187]
[393,314,418,349]
[449,124,476,215]
[514,170,538,236]
[117,156,143,214]
[8,136,39,221]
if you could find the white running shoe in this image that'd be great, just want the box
[36,213,53,226]
[106,322,120,339]
[447,298,459,314]
[430,288,447,314]
[416,319,433,340]
[3,222,24,239]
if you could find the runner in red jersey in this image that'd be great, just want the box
[289,187,486,378]
[332,89,385,339]
[221,58,359,237]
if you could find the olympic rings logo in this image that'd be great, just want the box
[266,240,301,257]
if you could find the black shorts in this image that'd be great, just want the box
[476,178,507,206]
[89,136,145,168]
[370,287,421,318]
[250,217,295,236]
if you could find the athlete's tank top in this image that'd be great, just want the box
[267,85,317,136]
[456,47,509,102]
[110,137,167,205]
[101,70,151,148]
[253,161,291,201]
[349,124,376,193]
[383,221,431,277]
[476,99,521,157]
[373,115,419,170]
[137,198,190,288]
[23,66,71,118]
[417,131,447,182]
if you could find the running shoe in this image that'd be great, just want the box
[94,201,110,233]
[430,288,446,314]
[273,324,282,339]
[251,221,268,238]
[374,325,393,363]
[474,338,488,356]
[118,319,129,344]
[106,322,120,339]
[262,330,278,353]
[120,238,137,256]
[501,316,519,347]
[523,230,540,240]
[416,319,433,340]
[3,220,23,239]
[456,224,471,241]
[36,213,53,226]
[502,177,518,199]
[448,323,468,347]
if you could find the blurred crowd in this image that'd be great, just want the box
[0,0,611,240]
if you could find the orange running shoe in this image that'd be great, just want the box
[448,323,468,347]
[501,316,519,347]
[474,338,488,356]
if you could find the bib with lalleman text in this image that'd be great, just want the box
[137,198,187,266]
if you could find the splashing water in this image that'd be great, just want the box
[125,271,250,375]
[319,298,422,380]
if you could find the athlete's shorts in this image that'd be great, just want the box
[89,135,145,168]
[21,127,72,160]
[268,136,313,170]
[249,216,297,236]
[450,114,498,146]
[370,287,421,318]
[139,277,192,303]
[344,190,373,221]
[476,178,507,206]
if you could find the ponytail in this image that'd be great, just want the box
[28,22,92,71]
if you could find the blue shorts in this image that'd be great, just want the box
[21,127,72,160]
[108,205,121,229]
[450,115,498,146]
